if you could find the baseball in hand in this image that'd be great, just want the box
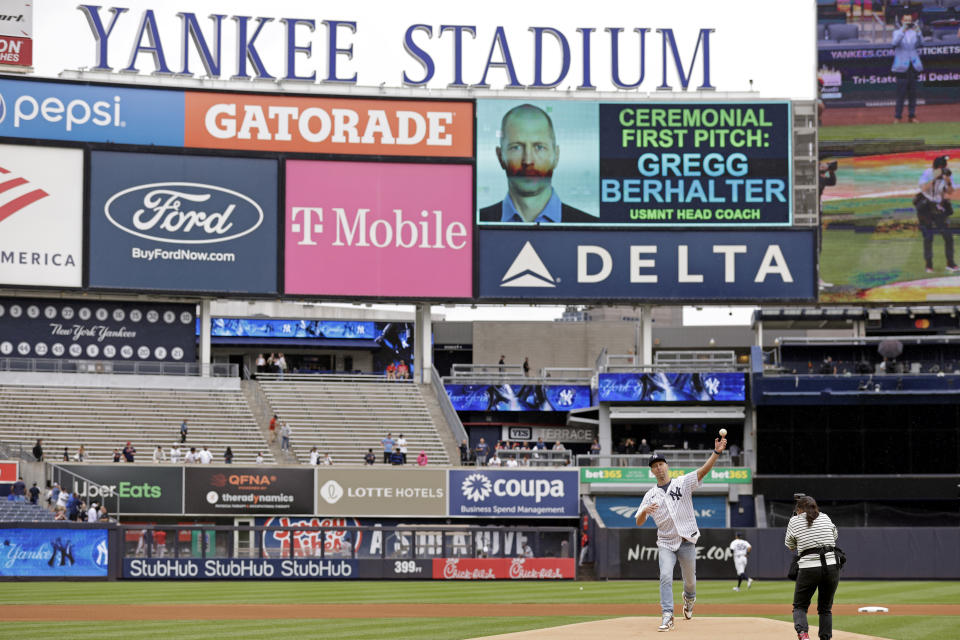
[719,428,728,437]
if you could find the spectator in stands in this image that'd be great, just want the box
[553,441,566,452]
[390,448,404,465]
[396,434,408,464]
[277,353,287,379]
[87,502,99,523]
[364,449,376,465]
[169,444,181,464]
[729,443,742,466]
[590,438,601,456]
[98,505,109,522]
[12,476,26,501]
[180,420,188,443]
[638,438,651,454]
[535,438,546,450]
[112,448,121,463]
[505,456,519,468]
[499,355,505,373]
[417,451,428,466]
[459,439,469,465]
[523,543,534,558]
[32,439,43,461]
[891,13,923,124]
[74,445,86,462]
[56,487,70,510]
[475,438,490,465]
[280,422,292,452]
[122,442,136,462]
[152,445,165,463]
[321,452,333,466]
[382,433,395,464]
[67,492,81,521]
[53,506,67,521]
[386,361,397,380]
[269,414,278,443]
[397,360,410,380]
[199,447,213,464]
[523,357,530,377]
[256,353,266,373]
[488,451,502,467]
[185,447,198,463]
[62,447,69,462]
[521,454,531,466]
[256,451,264,464]
[819,356,837,375]
[28,482,39,505]
[309,446,320,465]
[224,447,234,464]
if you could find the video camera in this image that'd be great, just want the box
[827,161,838,172]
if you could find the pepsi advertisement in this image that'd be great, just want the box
[478,229,816,301]
[597,372,746,402]
[0,297,196,363]
[0,77,184,145]
[595,495,727,529]
[448,469,579,518]
[87,151,278,294]
[0,527,109,577]
[445,384,592,411]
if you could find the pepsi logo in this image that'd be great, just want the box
[104,182,263,245]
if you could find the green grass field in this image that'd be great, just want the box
[821,122,960,147]
[0,580,957,640]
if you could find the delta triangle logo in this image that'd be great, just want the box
[500,241,556,288]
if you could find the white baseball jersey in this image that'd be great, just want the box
[637,472,703,551]
[729,539,752,558]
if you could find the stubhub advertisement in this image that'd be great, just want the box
[448,469,578,518]
[88,151,278,294]
[285,160,472,299]
[0,77,183,145]
[478,229,815,301]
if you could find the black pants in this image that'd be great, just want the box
[894,67,918,120]
[793,565,840,639]
[919,210,956,269]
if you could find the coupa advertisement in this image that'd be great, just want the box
[448,469,578,518]
[54,464,183,514]
[0,527,109,577]
[0,299,196,362]
[0,144,83,288]
[476,100,791,226]
[183,467,314,515]
[445,383,592,411]
[595,495,727,528]
[477,229,816,301]
[284,160,472,299]
[87,151,278,294]
[597,372,746,402]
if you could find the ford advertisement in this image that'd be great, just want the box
[87,151,278,294]
[448,469,578,518]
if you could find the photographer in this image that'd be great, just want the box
[915,156,957,273]
[785,495,840,640]
[891,13,923,124]
[818,161,837,288]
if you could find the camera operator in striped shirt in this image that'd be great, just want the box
[785,495,840,640]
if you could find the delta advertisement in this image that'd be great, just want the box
[55,464,184,514]
[448,469,579,518]
[595,495,727,528]
[87,151,278,294]
[0,144,83,288]
[183,467,314,515]
[0,299,196,363]
[284,160,472,299]
[476,100,791,226]
[597,372,746,402]
[0,527,109,577]
[580,466,752,485]
[0,77,473,157]
[445,384,592,412]
[617,528,746,579]
[478,229,816,301]
[315,469,447,517]
[0,0,32,70]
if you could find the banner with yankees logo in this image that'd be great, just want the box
[0,144,82,288]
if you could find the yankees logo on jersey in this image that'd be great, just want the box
[668,486,683,501]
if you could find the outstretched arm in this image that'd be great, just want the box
[697,437,727,482]
[635,501,658,527]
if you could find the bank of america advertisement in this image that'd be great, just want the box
[477,100,791,227]
[0,145,83,288]
[87,151,278,294]
[284,160,472,299]
[478,229,816,301]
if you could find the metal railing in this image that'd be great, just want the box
[0,358,237,378]
[604,351,744,373]
[471,448,573,467]
[576,451,739,468]
[432,365,468,446]
[257,372,412,383]
[48,463,122,521]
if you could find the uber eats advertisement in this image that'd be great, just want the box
[55,465,182,514]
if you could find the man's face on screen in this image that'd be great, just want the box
[496,109,559,198]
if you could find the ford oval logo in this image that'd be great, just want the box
[0,92,5,125]
[104,182,263,245]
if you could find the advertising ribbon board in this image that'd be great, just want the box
[448,469,579,518]
[580,467,752,484]
[597,372,746,402]
[445,384,592,412]
[617,528,741,579]
[0,528,109,577]
[184,467,315,515]
[123,558,356,580]
[432,557,575,580]
[56,464,184,514]
[595,495,727,528]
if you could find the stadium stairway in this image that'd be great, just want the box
[256,374,452,466]
[0,372,275,465]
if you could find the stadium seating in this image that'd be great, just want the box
[0,500,58,522]
[257,374,452,465]
[0,382,273,465]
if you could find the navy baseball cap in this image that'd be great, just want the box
[934,155,949,169]
[648,453,668,467]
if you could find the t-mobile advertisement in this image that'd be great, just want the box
[284,160,472,299]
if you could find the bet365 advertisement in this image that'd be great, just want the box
[476,100,791,226]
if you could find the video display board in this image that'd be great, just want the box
[476,100,791,226]
[0,144,83,288]
[597,372,746,402]
[87,151,278,294]
[0,298,196,363]
[0,527,109,577]
[210,318,376,340]
[445,383,592,411]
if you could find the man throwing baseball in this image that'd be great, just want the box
[635,434,727,632]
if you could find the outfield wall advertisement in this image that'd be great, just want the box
[580,467,752,485]
[315,469,447,517]
[448,469,579,518]
[595,495,727,528]
[0,145,83,288]
[55,464,184,514]
[477,100,791,226]
[0,527,109,577]
[184,467,315,515]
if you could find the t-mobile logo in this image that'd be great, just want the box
[291,207,323,245]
